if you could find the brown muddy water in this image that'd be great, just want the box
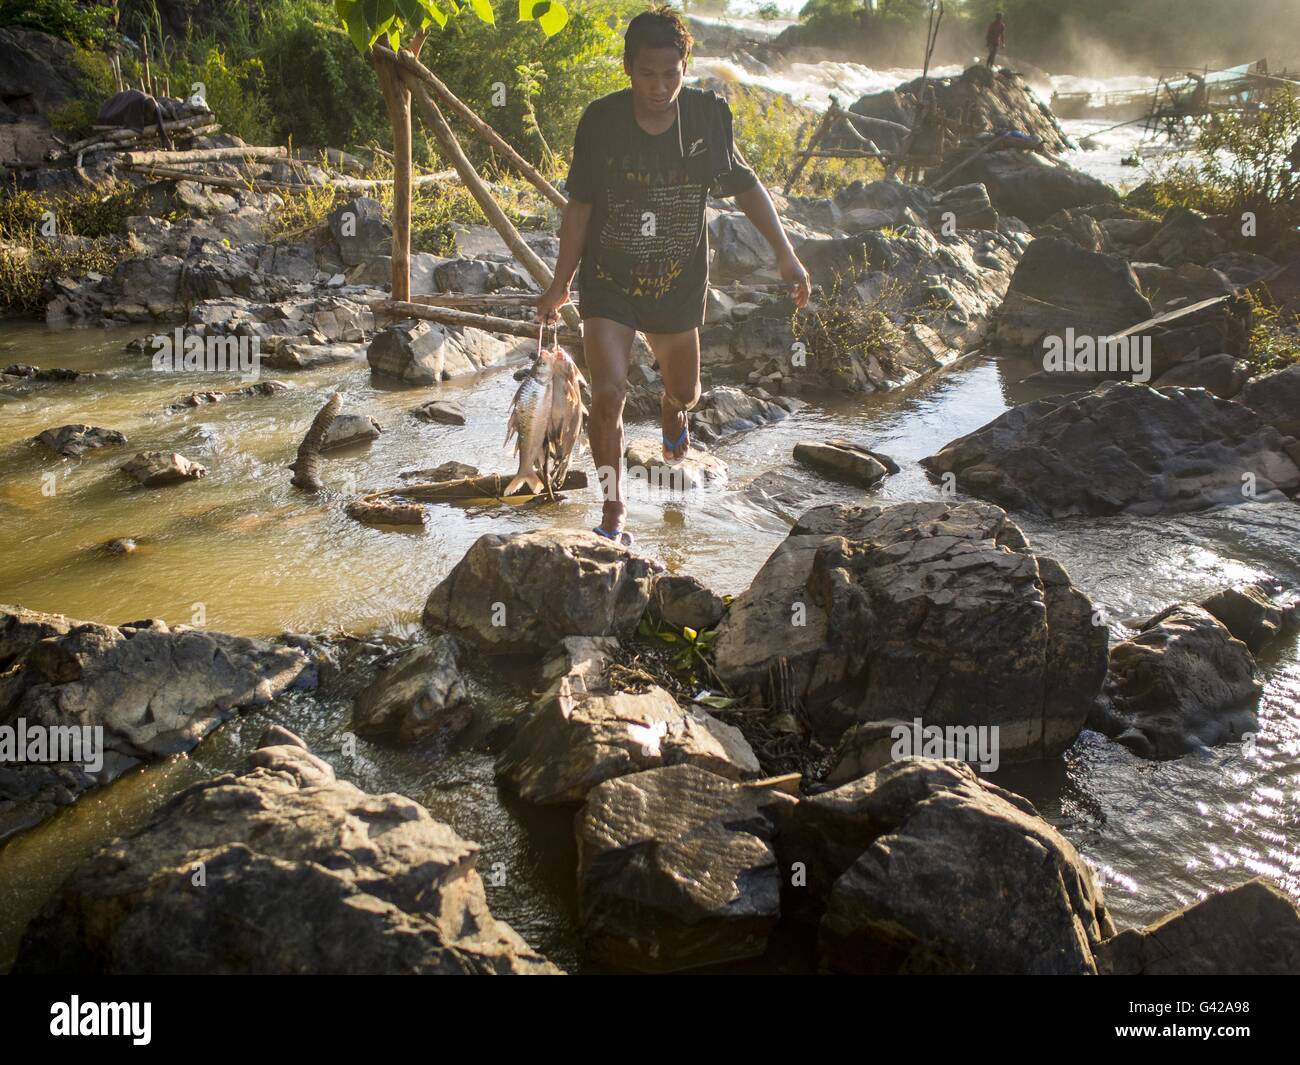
[1,318,1297,972]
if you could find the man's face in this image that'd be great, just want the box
[625,45,686,113]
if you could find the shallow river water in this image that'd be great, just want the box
[1,312,1296,972]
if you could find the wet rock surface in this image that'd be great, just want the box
[1093,604,1262,759]
[576,764,795,972]
[423,530,662,654]
[12,731,559,974]
[922,383,1300,517]
[713,501,1106,761]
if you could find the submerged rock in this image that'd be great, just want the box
[411,399,467,425]
[796,760,1115,974]
[793,439,898,487]
[1093,604,1261,759]
[576,764,796,972]
[12,731,559,974]
[921,383,1300,517]
[121,450,207,486]
[1095,878,1300,975]
[624,437,727,488]
[712,501,1106,762]
[423,530,661,654]
[320,411,382,450]
[352,636,470,744]
[35,424,127,457]
[1199,583,1287,655]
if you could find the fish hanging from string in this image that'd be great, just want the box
[503,322,587,498]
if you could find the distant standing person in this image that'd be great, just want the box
[986,12,1005,67]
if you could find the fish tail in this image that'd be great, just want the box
[504,472,544,497]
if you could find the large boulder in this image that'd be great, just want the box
[1092,604,1261,759]
[423,531,661,654]
[957,149,1117,225]
[0,27,89,116]
[12,731,559,974]
[689,386,805,443]
[712,501,1106,761]
[328,196,391,268]
[496,640,757,804]
[1238,364,1300,440]
[367,320,514,384]
[1096,878,1300,975]
[575,764,797,971]
[1152,352,1250,398]
[1133,206,1227,267]
[991,237,1152,352]
[351,636,470,744]
[6,610,310,770]
[922,383,1300,517]
[792,760,1115,974]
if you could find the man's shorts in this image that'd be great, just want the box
[578,277,708,335]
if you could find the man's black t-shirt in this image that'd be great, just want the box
[565,87,758,333]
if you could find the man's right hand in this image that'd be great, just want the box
[536,282,570,323]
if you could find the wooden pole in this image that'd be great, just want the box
[396,63,583,337]
[784,106,834,195]
[371,49,413,304]
[374,299,583,346]
[386,46,567,210]
[123,145,288,166]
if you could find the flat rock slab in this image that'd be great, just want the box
[35,424,127,457]
[576,764,796,972]
[423,530,662,654]
[922,382,1300,517]
[122,450,206,486]
[11,733,559,974]
[8,608,310,765]
[793,439,898,487]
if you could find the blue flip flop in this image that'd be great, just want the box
[662,424,689,465]
[592,525,634,546]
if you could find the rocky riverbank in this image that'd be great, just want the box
[4,28,1300,973]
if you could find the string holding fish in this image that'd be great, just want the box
[503,322,588,499]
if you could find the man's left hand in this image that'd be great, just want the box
[779,250,811,309]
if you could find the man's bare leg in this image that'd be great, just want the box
[646,328,701,461]
[583,317,637,535]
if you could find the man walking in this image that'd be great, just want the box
[985,12,1005,68]
[536,6,810,544]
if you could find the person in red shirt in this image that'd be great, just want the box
[986,13,1006,67]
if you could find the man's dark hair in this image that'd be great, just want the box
[624,6,693,65]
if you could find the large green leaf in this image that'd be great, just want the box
[469,0,495,25]
[537,0,568,36]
